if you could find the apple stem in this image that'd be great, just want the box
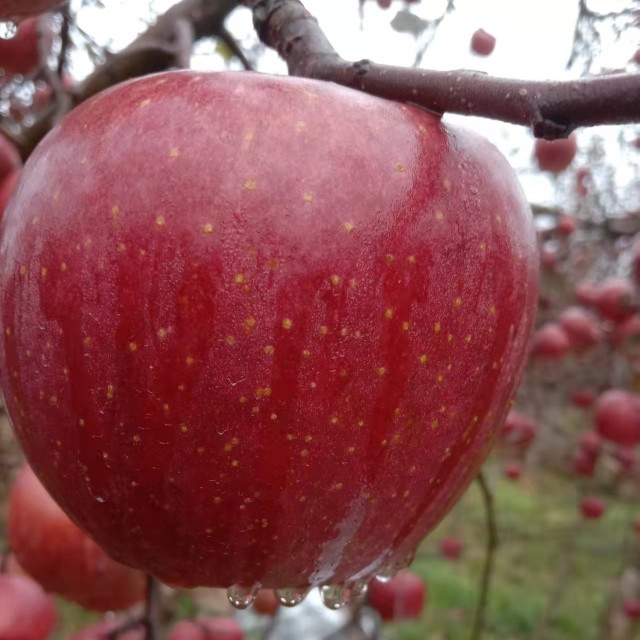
[142,575,162,640]
[469,471,498,640]
[244,0,640,137]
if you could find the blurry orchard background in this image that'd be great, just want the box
[1,1,640,639]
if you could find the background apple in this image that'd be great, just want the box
[367,570,426,620]
[534,135,578,173]
[0,573,57,640]
[8,463,146,611]
[579,496,606,520]
[0,70,537,593]
[470,29,496,56]
[0,0,64,19]
[595,389,640,447]
[0,17,52,77]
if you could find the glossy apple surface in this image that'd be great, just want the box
[368,570,426,620]
[8,464,146,611]
[0,71,538,591]
[0,0,63,19]
[0,573,57,640]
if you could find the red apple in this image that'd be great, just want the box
[502,411,537,448]
[534,135,577,174]
[580,496,606,520]
[557,215,577,236]
[0,169,19,224]
[168,618,244,640]
[569,388,596,408]
[376,0,392,7]
[0,17,52,77]
[439,537,463,561]
[0,573,57,640]
[575,281,599,308]
[612,315,640,359]
[634,519,640,535]
[470,29,496,56]
[595,390,640,447]
[69,620,144,640]
[573,451,597,477]
[530,322,570,360]
[540,247,557,271]
[0,134,21,186]
[0,71,538,592]
[0,0,64,19]
[367,570,426,621]
[578,431,603,457]
[503,461,522,480]
[8,464,146,611]
[623,599,640,620]
[559,307,602,352]
[613,447,635,472]
[594,278,635,323]
[253,589,280,616]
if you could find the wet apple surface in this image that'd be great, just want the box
[0,71,537,597]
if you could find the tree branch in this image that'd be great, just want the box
[470,471,498,640]
[245,0,640,137]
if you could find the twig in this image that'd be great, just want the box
[469,471,498,640]
[56,5,72,78]
[218,25,253,70]
[245,0,640,137]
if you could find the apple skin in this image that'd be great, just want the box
[503,461,522,481]
[0,0,63,18]
[0,169,20,224]
[579,496,606,520]
[0,135,21,186]
[367,570,426,621]
[534,135,577,174]
[0,573,57,640]
[470,29,496,56]
[0,17,52,77]
[8,463,146,611]
[0,71,538,590]
[595,390,640,447]
[168,618,244,640]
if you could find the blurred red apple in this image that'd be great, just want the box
[623,599,640,619]
[0,0,64,19]
[470,29,496,56]
[503,461,522,481]
[439,537,463,561]
[612,315,640,361]
[530,322,570,360]
[559,307,602,352]
[594,278,635,323]
[0,71,538,593]
[575,281,599,308]
[578,431,603,457]
[540,248,557,271]
[502,411,537,448]
[613,447,635,472]
[0,17,52,76]
[168,618,244,640]
[573,451,597,477]
[8,464,146,611]
[534,135,577,173]
[376,0,392,7]
[368,570,426,621]
[557,215,577,236]
[0,573,57,640]
[569,388,596,408]
[253,589,280,615]
[595,389,640,447]
[580,496,606,520]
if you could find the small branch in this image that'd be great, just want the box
[469,471,498,640]
[219,25,253,70]
[106,576,161,640]
[172,17,196,69]
[56,5,72,78]
[245,0,640,137]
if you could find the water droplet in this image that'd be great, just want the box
[320,584,351,610]
[374,565,396,583]
[227,583,259,609]
[348,579,369,598]
[275,587,310,607]
[0,21,17,40]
